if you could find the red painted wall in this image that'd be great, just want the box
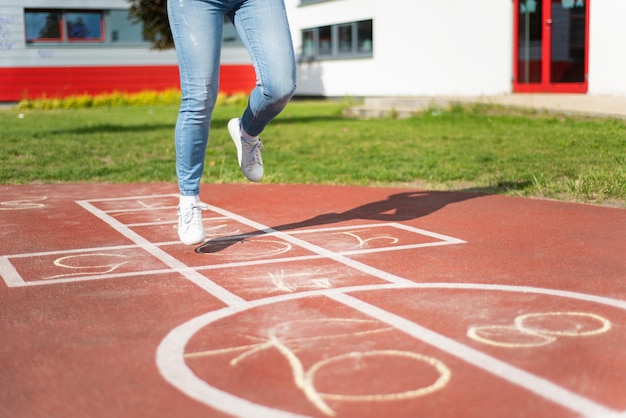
[0,64,256,102]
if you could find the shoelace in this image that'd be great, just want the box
[245,139,264,165]
[180,202,208,227]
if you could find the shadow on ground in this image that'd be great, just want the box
[195,186,517,254]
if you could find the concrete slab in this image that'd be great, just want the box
[345,94,626,119]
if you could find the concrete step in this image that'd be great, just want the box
[343,97,453,119]
[343,95,626,119]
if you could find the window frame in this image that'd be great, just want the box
[64,10,105,43]
[25,9,106,44]
[25,9,239,47]
[24,10,64,43]
[300,19,373,61]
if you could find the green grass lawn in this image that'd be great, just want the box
[1,101,625,207]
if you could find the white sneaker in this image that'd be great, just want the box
[228,118,264,182]
[177,201,208,245]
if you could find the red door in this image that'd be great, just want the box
[513,0,589,93]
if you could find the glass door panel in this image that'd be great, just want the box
[517,0,543,84]
[550,0,586,83]
[514,0,588,92]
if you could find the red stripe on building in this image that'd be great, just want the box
[0,64,256,102]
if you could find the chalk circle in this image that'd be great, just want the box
[514,311,612,337]
[53,253,128,270]
[157,284,626,417]
[307,350,451,402]
[467,325,556,348]
[467,312,612,348]
[0,197,47,210]
[197,238,291,259]
[47,253,129,279]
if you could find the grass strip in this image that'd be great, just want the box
[1,101,624,207]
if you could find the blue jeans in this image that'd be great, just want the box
[168,0,296,196]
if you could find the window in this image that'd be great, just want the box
[25,9,104,43]
[25,9,153,44]
[25,11,62,41]
[24,9,239,47]
[318,26,332,56]
[65,12,103,41]
[357,20,373,53]
[302,29,315,58]
[106,10,146,44]
[338,24,352,54]
[301,19,373,61]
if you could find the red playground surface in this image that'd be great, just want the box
[1,183,625,418]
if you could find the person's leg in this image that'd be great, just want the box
[232,0,297,137]
[168,0,226,197]
[168,0,226,244]
[226,0,296,182]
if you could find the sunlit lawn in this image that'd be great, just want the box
[1,101,624,207]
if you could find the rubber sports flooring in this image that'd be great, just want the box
[1,183,625,418]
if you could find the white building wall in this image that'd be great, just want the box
[588,0,626,96]
[0,4,25,53]
[0,0,178,68]
[0,0,250,68]
[286,0,513,97]
[3,0,625,97]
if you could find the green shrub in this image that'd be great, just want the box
[17,89,185,110]
[15,89,253,110]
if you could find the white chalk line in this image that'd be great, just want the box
[125,220,176,227]
[4,243,151,259]
[78,193,179,202]
[75,199,442,303]
[158,282,626,418]
[329,292,617,418]
[334,240,461,256]
[119,217,230,227]
[2,251,373,288]
[0,256,25,287]
[182,318,446,416]
[9,268,179,287]
[75,199,245,306]
[105,205,178,214]
[202,221,465,248]
[4,193,622,416]
[287,222,466,245]
[0,208,461,288]
[202,203,422,288]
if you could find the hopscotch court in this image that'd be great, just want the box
[1,183,625,418]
